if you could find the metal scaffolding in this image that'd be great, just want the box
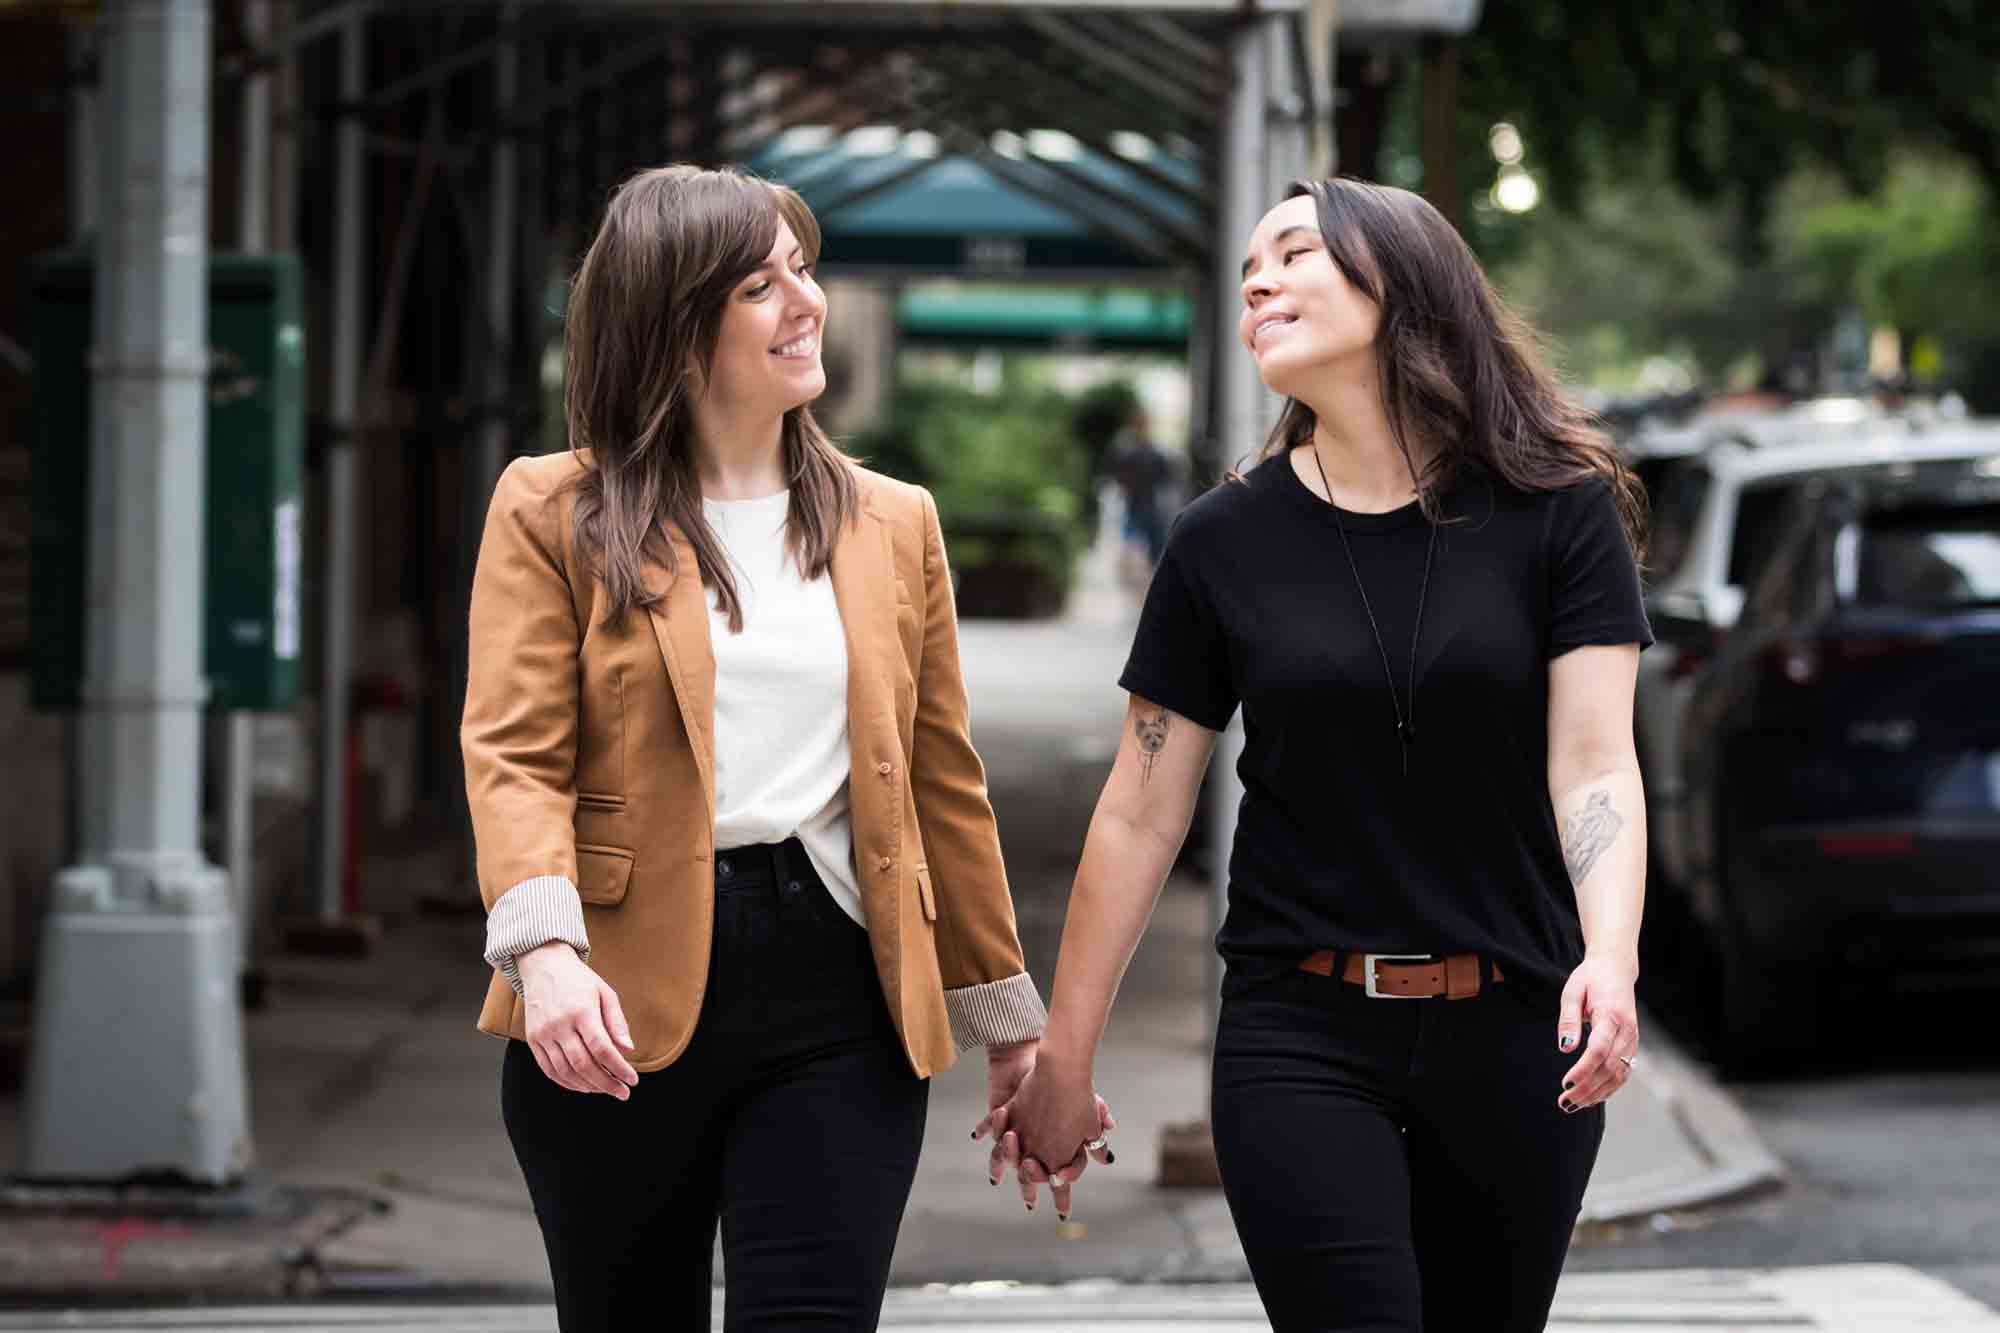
[29,0,1332,1183]
[276,0,1328,951]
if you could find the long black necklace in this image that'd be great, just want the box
[1310,445,1437,777]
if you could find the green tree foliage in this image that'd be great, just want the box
[1456,1,2000,235]
[848,377,1095,587]
[1491,147,2000,403]
[1782,158,2000,345]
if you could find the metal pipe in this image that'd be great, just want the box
[60,14,98,906]
[1206,15,1270,1067]
[475,5,518,499]
[26,0,249,1184]
[222,0,273,978]
[316,9,365,923]
[69,24,98,239]
[1265,13,1310,197]
[239,0,271,253]
[270,0,300,253]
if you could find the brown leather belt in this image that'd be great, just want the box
[1297,950,1502,1000]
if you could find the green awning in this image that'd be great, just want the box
[897,285,1192,351]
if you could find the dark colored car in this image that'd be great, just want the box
[1673,455,2000,1067]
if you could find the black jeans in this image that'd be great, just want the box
[501,837,928,1331]
[1211,964,1604,1333]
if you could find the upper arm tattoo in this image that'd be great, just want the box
[1560,788,1623,887]
[1134,706,1172,786]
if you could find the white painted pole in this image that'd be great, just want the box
[24,0,251,1184]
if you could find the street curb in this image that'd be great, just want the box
[1575,1020,1788,1225]
[0,1182,384,1304]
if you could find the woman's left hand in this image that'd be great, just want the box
[1556,954,1640,1112]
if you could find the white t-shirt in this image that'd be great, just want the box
[702,490,864,925]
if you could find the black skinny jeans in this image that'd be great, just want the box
[1211,963,1604,1333]
[501,838,928,1332]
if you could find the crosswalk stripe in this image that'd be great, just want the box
[0,1265,1991,1331]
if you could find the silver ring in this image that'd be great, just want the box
[1618,1055,1636,1068]
[1083,1135,1110,1152]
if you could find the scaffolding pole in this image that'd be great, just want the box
[474,3,519,499]
[1204,15,1274,1052]
[221,0,273,985]
[312,9,365,932]
[22,0,251,1185]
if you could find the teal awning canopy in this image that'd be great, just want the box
[898,285,1193,350]
[744,131,1208,277]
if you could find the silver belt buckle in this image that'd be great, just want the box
[1364,953,1434,999]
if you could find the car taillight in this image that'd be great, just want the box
[1815,832,1916,856]
[1667,627,1729,681]
[1758,633,1930,688]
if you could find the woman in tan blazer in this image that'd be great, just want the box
[462,164,1051,1331]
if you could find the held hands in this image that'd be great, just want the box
[517,940,640,1101]
[973,1043,1115,1221]
[1557,952,1640,1113]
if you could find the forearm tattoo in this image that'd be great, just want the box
[1561,788,1622,887]
[1134,707,1172,786]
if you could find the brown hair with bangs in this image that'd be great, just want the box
[1255,178,1646,561]
[561,163,858,631]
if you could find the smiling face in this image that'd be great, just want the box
[695,216,827,417]
[1237,193,1381,398]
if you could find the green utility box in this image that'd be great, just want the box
[28,252,306,711]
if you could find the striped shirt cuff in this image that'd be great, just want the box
[483,875,592,995]
[944,972,1049,1053]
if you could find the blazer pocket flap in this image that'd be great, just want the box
[915,865,937,923]
[576,844,635,906]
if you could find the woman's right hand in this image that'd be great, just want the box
[516,941,640,1100]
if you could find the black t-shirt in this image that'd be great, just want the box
[1119,450,1653,1010]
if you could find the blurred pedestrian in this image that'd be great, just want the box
[988,178,1653,1332]
[1108,407,1176,573]
[462,164,1085,1331]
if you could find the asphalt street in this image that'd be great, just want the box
[1567,986,2000,1313]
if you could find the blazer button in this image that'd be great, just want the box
[876,762,893,777]
[877,856,892,871]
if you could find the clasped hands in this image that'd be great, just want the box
[972,1040,1116,1221]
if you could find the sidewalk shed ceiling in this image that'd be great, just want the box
[310,0,1316,276]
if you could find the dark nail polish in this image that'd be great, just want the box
[1025,1203,1034,1212]
[1105,1149,1117,1165]
[1563,1079,1575,1090]
[1058,1213,1068,1223]
[1560,1101,1577,1114]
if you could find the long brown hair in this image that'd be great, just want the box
[1254,178,1646,560]
[561,163,858,631]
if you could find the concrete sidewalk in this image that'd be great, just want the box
[0,538,1782,1302]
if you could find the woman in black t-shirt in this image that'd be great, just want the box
[982,179,1654,1331]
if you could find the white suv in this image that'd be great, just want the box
[1635,416,2000,892]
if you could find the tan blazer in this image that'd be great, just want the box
[462,450,1043,1077]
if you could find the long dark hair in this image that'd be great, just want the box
[1254,178,1646,560]
[561,163,858,631]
